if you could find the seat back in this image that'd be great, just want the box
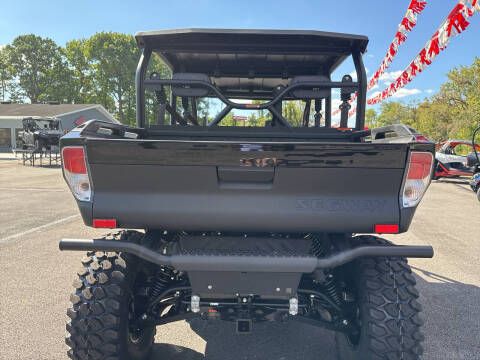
[290,76,330,99]
[171,73,211,97]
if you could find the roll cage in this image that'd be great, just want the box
[22,117,60,131]
[134,28,369,131]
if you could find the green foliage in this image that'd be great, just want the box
[6,34,72,103]
[64,39,95,104]
[375,102,415,127]
[85,32,141,124]
[3,32,171,126]
[220,112,235,126]
[283,100,304,126]
[2,31,479,138]
[372,58,480,141]
[0,47,14,101]
[247,112,261,127]
[365,109,378,128]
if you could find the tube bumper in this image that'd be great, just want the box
[59,238,433,273]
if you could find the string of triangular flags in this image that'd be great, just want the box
[332,0,427,117]
[333,0,479,120]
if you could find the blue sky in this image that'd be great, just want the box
[1,0,479,111]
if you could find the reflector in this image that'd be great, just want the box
[374,224,399,234]
[93,219,117,228]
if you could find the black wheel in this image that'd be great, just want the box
[335,236,424,360]
[476,187,480,202]
[66,231,155,360]
[432,160,440,180]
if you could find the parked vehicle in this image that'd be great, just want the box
[468,125,480,201]
[17,117,62,152]
[59,29,434,360]
[434,139,480,180]
[470,173,480,201]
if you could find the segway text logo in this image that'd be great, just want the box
[296,199,387,212]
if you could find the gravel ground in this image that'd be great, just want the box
[0,158,479,360]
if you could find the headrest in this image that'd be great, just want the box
[172,73,211,97]
[290,75,330,99]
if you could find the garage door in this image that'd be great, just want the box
[0,128,12,147]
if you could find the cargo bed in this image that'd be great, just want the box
[61,121,429,233]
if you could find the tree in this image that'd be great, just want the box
[365,108,378,128]
[0,47,15,101]
[415,100,452,141]
[86,32,141,124]
[375,102,415,127]
[371,58,480,141]
[411,57,480,141]
[283,100,304,126]
[6,35,71,103]
[64,39,95,104]
[247,113,260,127]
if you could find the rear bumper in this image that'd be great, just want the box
[59,238,433,272]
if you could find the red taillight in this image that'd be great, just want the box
[62,146,91,202]
[406,152,433,180]
[62,147,87,174]
[401,151,434,208]
[413,134,430,143]
[374,224,399,234]
[93,219,117,228]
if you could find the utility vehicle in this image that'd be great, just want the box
[59,29,435,360]
[433,139,480,180]
[17,116,62,152]
[468,125,480,201]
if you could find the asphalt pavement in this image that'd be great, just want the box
[0,156,479,360]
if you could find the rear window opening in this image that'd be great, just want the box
[139,42,367,132]
[143,81,353,131]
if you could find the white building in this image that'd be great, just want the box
[0,103,118,150]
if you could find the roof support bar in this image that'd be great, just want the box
[353,50,367,130]
[135,49,151,128]
[325,95,332,128]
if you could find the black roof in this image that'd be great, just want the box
[135,28,369,78]
[0,103,100,117]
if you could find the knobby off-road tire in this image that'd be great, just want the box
[335,236,424,360]
[476,187,480,202]
[66,231,155,360]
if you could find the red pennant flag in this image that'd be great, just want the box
[395,31,407,45]
[447,4,470,36]
[389,43,397,57]
[409,0,427,14]
[410,61,420,76]
[428,31,441,58]
[419,48,432,66]
[401,17,416,31]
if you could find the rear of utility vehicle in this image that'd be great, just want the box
[60,29,434,360]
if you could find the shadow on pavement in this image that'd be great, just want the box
[150,267,480,360]
[151,317,335,360]
[151,344,204,360]
[412,267,480,359]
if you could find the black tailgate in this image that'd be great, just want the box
[86,139,408,233]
